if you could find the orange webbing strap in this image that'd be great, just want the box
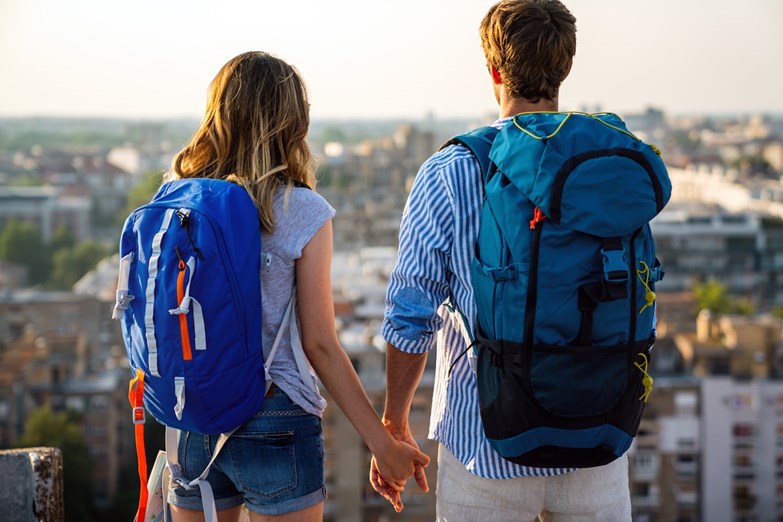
[129,369,148,522]
[176,259,193,361]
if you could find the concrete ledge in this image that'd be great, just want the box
[0,447,64,522]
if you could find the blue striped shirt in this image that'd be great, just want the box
[382,118,571,479]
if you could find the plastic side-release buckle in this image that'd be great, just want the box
[132,406,146,424]
[650,267,664,282]
[601,248,628,283]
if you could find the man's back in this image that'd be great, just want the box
[376,1,637,520]
[383,120,574,478]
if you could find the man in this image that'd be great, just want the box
[370,1,633,520]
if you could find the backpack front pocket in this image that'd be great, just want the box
[529,343,628,417]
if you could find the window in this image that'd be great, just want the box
[734,423,756,437]
[674,391,698,414]
[633,483,651,497]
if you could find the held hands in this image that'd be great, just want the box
[368,421,430,512]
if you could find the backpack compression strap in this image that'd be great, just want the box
[128,369,149,522]
[440,125,500,182]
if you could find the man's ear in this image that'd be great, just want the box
[563,59,573,80]
[489,65,502,85]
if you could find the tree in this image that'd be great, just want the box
[318,126,347,144]
[16,407,94,522]
[49,224,76,253]
[731,297,756,316]
[731,154,772,177]
[0,220,50,285]
[693,280,731,314]
[119,172,164,223]
[48,241,110,290]
[694,280,758,316]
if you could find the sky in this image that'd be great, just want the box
[0,0,781,121]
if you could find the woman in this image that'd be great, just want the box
[164,51,428,521]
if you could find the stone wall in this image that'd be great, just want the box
[0,448,63,522]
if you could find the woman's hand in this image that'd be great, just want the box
[369,425,429,512]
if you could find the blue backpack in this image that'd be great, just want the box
[113,178,267,436]
[114,178,314,522]
[448,112,671,469]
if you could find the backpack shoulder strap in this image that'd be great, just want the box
[439,126,500,182]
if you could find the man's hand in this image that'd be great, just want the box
[383,421,429,493]
[369,345,430,511]
[369,421,430,512]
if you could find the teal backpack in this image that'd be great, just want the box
[447,112,671,468]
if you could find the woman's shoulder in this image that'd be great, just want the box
[276,187,335,219]
[268,187,335,257]
[289,185,331,205]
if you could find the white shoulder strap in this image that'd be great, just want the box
[267,288,317,394]
[264,291,293,393]
[287,291,318,394]
[164,426,235,522]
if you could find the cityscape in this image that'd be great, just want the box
[2,107,783,521]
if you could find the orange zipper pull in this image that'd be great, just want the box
[174,247,193,361]
[529,207,547,229]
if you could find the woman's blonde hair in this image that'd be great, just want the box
[165,51,315,233]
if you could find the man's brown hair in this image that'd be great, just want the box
[480,0,576,102]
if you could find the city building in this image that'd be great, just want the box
[629,377,701,522]
[701,377,783,521]
[652,201,783,307]
[3,112,783,519]
[0,186,91,243]
[0,289,130,509]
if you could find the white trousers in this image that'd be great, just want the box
[435,444,632,522]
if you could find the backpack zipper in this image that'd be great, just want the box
[549,149,666,223]
[176,209,204,261]
[198,211,247,339]
[628,229,641,346]
[524,208,545,352]
[174,246,193,361]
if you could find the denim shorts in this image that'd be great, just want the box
[167,386,326,516]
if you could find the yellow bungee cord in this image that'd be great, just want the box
[636,261,656,314]
[634,352,654,402]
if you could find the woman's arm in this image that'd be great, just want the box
[295,220,430,504]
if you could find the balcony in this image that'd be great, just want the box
[631,459,659,480]
[634,431,659,450]
[631,494,660,509]
[674,489,698,507]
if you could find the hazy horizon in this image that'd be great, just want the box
[1,0,782,121]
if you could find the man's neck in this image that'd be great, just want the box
[499,93,559,119]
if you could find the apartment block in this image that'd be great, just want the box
[0,290,131,508]
[630,375,783,522]
[701,378,783,521]
[630,378,701,522]
[0,186,91,243]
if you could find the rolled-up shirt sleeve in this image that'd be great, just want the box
[383,153,454,354]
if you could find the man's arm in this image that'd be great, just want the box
[382,342,428,438]
[370,343,429,510]
[371,151,454,506]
